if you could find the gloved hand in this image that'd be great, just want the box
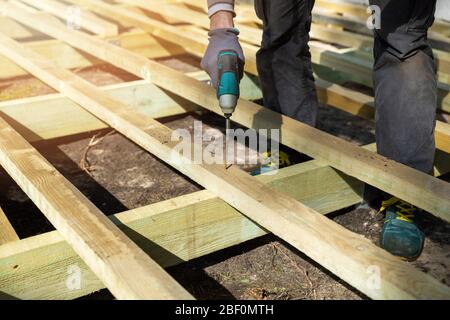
[201,28,245,88]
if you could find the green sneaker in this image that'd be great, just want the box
[379,197,425,260]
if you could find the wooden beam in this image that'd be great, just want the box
[0,70,262,143]
[0,80,195,141]
[3,2,449,223]
[0,113,192,299]
[0,30,184,79]
[1,24,449,300]
[314,0,450,38]
[63,0,260,73]
[66,0,450,114]
[20,0,119,36]
[314,78,450,154]
[0,158,365,299]
[0,40,193,300]
[1,141,449,299]
[0,206,19,245]
[139,2,450,108]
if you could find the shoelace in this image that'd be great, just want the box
[379,197,419,223]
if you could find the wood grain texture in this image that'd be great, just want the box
[0,115,192,299]
[1,28,448,299]
[133,1,450,108]
[4,3,448,222]
[21,0,118,36]
[1,142,449,299]
[0,30,184,79]
[0,159,362,299]
[0,206,19,245]
[0,36,193,299]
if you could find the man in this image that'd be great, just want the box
[201,0,438,260]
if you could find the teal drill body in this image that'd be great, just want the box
[217,50,240,125]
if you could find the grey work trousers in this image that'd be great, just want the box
[254,0,438,202]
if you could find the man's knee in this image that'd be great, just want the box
[255,0,312,49]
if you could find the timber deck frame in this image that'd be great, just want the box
[0,0,449,300]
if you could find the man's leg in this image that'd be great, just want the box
[368,0,437,259]
[254,0,318,126]
[371,0,437,174]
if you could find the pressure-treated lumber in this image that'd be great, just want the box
[313,0,450,37]
[5,2,449,222]
[62,0,258,73]
[20,0,118,36]
[314,78,450,154]
[0,158,365,299]
[180,0,450,79]
[2,24,450,300]
[0,62,192,301]
[1,146,449,299]
[61,0,450,124]
[132,1,450,108]
[0,206,19,245]
[0,30,184,79]
[102,0,450,110]
[0,70,262,142]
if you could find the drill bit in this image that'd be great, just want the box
[224,115,231,169]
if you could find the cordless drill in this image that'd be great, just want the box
[217,50,240,135]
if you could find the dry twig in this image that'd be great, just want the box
[79,130,115,174]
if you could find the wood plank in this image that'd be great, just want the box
[0,30,184,79]
[1,142,449,299]
[0,70,262,143]
[314,0,450,37]
[3,2,449,223]
[0,206,19,245]
[65,0,450,115]
[0,41,193,300]
[314,78,450,154]
[20,0,119,36]
[63,0,261,72]
[0,112,192,299]
[0,158,363,299]
[1,26,449,300]
[109,0,450,110]
[150,4,450,108]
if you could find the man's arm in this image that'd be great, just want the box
[201,0,244,88]
[207,0,235,18]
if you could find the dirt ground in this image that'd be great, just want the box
[0,56,449,300]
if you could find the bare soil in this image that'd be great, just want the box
[0,56,448,300]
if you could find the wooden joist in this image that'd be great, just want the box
[313,0,450,38]
[1,15,450,300]
[0,30,184,79]
[0,113,192,299]
[0,157,365,299]
[4,1,449,222]
[0,36,194,299]
[20,0,118,36]
[314,78,450,154]
[0,206,19,245]
[58,0,450,143]
[121,1,450,108]
[2,151,449,299]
